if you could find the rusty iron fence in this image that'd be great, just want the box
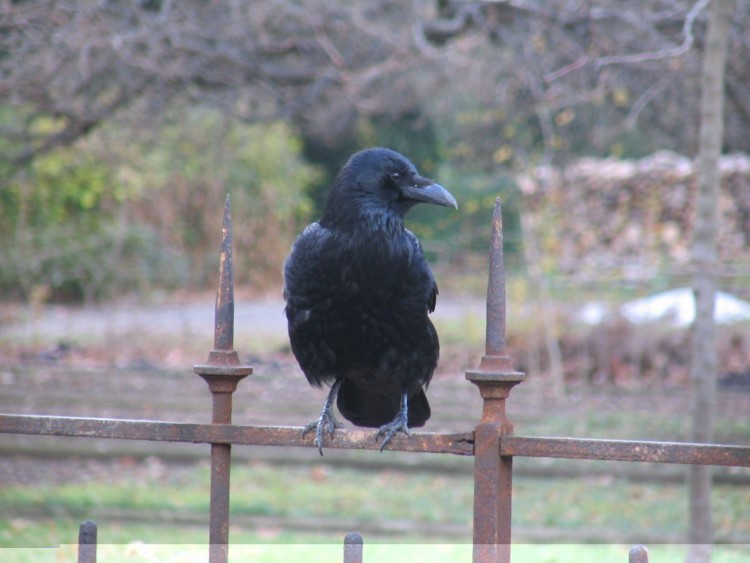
[2,196,750,563]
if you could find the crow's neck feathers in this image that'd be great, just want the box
[320,174,407,238]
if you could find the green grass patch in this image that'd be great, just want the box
[1,537,749,563]
[518,399,750,445]
[2,461,749,549]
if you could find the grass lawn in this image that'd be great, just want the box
[2,460,749,561]
[2,537,749,562]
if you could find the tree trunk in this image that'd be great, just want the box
[687,1,733,562]
[520,202,566,404]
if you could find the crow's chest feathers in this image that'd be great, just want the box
[337,231,414,295]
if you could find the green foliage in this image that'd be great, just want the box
[0,93,570,304]
[0,219,187,302]
[1,148,112,232]
[357,112,442,177]
[0,107,321,301]
[127,110,322,290]
[0,144,153,301]
[408,163,523,272]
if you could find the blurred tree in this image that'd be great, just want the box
[2,1,749,176]
[0,109,320,299]
[687,1,734,561]
[420,0,750,165]
[125,110,322,290]
[2,0,749,300]
[0,1,444,178]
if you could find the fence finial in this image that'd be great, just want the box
[466,198,525,384]
[486,197,507,357]
[214,194,234,351]
[194,193,252,394]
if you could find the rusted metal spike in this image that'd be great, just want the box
[466,197,525,380]
[194,194,252,392]
[215,194,234,352]
[486,197,506,357]
[78,520,97,563]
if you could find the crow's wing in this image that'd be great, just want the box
[283,222,339,388]
[405,228,438,314]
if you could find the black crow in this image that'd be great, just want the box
[283,147,457,454]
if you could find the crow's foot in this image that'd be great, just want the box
[302,379,344,456]
[302,411,344,455]
[375,409,410,452]
[302,410,343,456]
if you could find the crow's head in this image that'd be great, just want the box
[321,148,457,228]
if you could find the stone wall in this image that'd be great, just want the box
[518,151,750,282]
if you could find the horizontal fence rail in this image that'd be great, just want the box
[0,414,474,455]
[500,436,750,467]
[2,414,749,468]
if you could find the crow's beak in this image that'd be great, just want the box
[404,182,458,209]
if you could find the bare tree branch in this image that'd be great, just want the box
[594,0,710,67]
[2,0,750,177]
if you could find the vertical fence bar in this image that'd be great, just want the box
[193,195,252,563]
[343,532,364,563]
[629,545,649,563]
[77,520,97,563]
[466,199,525,563]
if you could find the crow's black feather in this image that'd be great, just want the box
[283,148,457,451]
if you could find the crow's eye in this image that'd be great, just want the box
[390,172,401,182]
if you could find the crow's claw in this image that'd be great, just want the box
[302,379,343,456]
[375,415,410,452]
[302,410,343,456]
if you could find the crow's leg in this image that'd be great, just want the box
[302,378,344,456]
[375,391,410,452]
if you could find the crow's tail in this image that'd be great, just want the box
[336,380,430,428]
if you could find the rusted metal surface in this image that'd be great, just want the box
[629,545,649,563]
[5,412,750,467]
[193,195,253,401]
[466,199,526,379]
[208,442,231,563]
[471,424,512,563]
[465,199,526,563]
[214,194,235,352]
[191,195,252,563]
[500,436,750,467]
[193,195,253,394]
[484,197,507,358]
[77,520,97,563]
[0,414,475,454]
[343,532,363,563]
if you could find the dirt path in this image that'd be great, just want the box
[1,295,485,339]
